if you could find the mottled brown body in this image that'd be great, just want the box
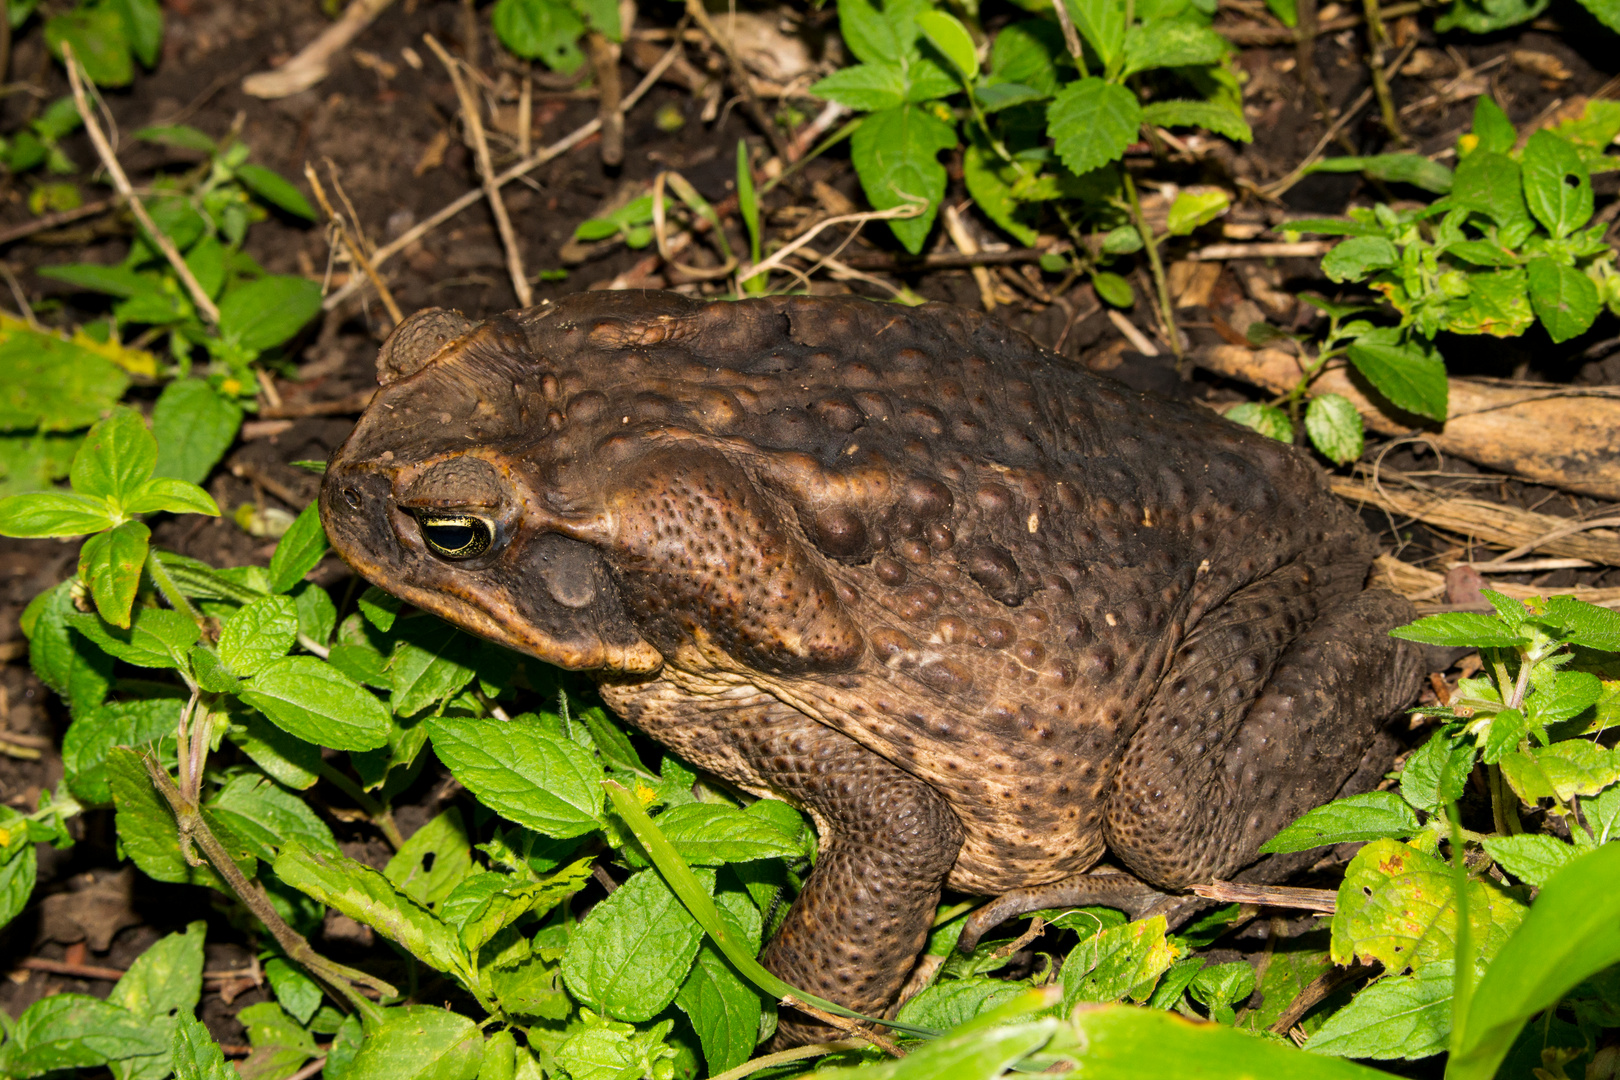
[322,291,1423,1040]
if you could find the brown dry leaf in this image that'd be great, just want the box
[38,869,141,952]
[413,129,450,177]
[1512,50,1571,82]
[1169,261,1221,308]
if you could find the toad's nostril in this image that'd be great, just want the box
[342,487,363,510]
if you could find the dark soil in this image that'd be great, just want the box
[0,0,1616,1059]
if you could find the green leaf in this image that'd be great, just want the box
[1061,916,1176,1008]
[218,275,322,356]
[107,0,162,67]
[1525,669,1602,726]
[1069,1001,1387,1077]
[0,994,168,1076]
[562,867,709,1021]
[389,621,478,716]
[962,143,1038,246]
[1499,739,1620,802]
[46,8,135,86]
[0,833,37,933]
[237,1001,317,1080]
[21,579,113,710]
[267,500,328,594]
[836,0,901,65]
[491,0,585,73]
[236,164,316,220]
[812,62,908,111]
[273,843,468,976]
[125,476,219,517]
[1065,0,1125,67]
[849,104,956,254]
[897,977,1026,1031]
[37,262,163,299]
[1450,844,1620,1080]
[1189,961,1256,1025]
[1391,611,1522,648]
[0,490,114,536]
[171,1017,234,1080]
[1321,236,1399,283]
[68,604,199,670]
[651,802,805,865]
[134,124,216,152]
[1121,18,1226,76]
[0,430,80,499]
[208,772,338,861]
[385,808,475,908]
[1260,792,1421,854]
[458,858,591,954]
[1305,963,1453,1060]
[1165,189,1228,236]
[238,655,391,752]
[1140,99,1251,142]
[554,1014,678,1080]
[1224,402,1293,443]
[107,747,252,889]
[1436,0,1547,32]
[1527,257,1601,343]
[917,11,977,83]
[78,519,150,627]
[1308,153,1453,194]
[106,921,205,1080]
[1398,728,1476,814]
[1048,78,1141,178]
[1304,393,1365,465]
[227,710,321,790]
[1345,329,1448,423]
[72,405,156,504]
[62,696,181,805]
[1444,267,1533,338]
[0,326,131,432]
[151,378,243,485]
[1450,151,1529,230]
[426,714,603,838]
[344,1005,484,1080]
[218,594,298,677]
[675,943,762,1076]
[1481,834,1579,888]
[1539,595,1620,651]
[1521,130,1593,239]
[1469,96,1517,155]
[987,20,1061,96]
[264,958,323,1025]
[358,586,402,631]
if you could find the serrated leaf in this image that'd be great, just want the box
[849,104,956,254]
[385,808,474,908]
[1540,595,1620,651]
[1345,329,1448,422]
[1450,151,1529,230]
[21,579,113,710]
[1,994,168,1076]
[62,696,181,805]
[1391,611,1523,648]
[1140,99,1251,142]
[650,802,804,865]
[1522,129,1593,239]
[1527,257,1601,343]
[218,594,298,677]
[78,519,150,627]
[344,1005,484,1080]
[1482,834,1579,888]
[1121,17,1225,75]
[68,605,199,670]
[1304,393,1365,464]
[1065,0,1125,66]
[170,1016,233,1080]
[562,867,709,1021]
[1500,739,1620,802]
[267,500,328,593]
[1061,916,1176,1008]
[208,772,338,861]
[1048,78,1141,177]
[1398,728,1476,814]
[238,656,391,751]
[811,62,908,111]
[218,276,322,356]
[1322,236,1399,283]
[426,714,603,837]
[151,378,242,485]
[1224,402,1293,443]
[72,406,156,504]
[1260,791,1421,853]
[1306,963,1454,1060]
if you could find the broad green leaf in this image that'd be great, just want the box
[226,710,321,790]
[358,585,402,631]
[849,104,956,254]
[238,655,391,751]
[1450,843,1620,1080]
[973,81,1045,111]
[1048,78,1141,178]
[106,922,205,1080]
[1092,270,1135,307]
[897,976,1026,1031]
[1527,257,1601,343]
[389,621,478,716]
[1069,1003,1386,1078]
[124,476,219,517]
[62,696,181,805]
[78,518,150,627]
[1499,739,1620,802]
[46,8,135,85]
[426,714,603,837]
[386,808,475,908]
[1391,611,1522,648]
[1305,962,1453,1060]
[71,405,156,503]
[1331,838,1525,977]
[0,489,114,536]
[273,843,468,976]
[267,500,328,593]
[812,62,908,112]
[1481,833,1579,887]
[1304,393,1365,465]
[1450,151,1529,230]
[1521,129,1593,239]
[0,994,167,1077]
[554,1013,678,1080]
[1541,594,1620,650]
[237,1001,317,1080]
[208,772,339,861]
[1468,96,1517,155]
[1061,916,1176,1008]
[291,582,336,648]
[170,1016,234,1080]
[1525,669,1602,726]
[37,262,165,299]
[21,579,113,710]
[1345,329,1448,422]
[68,605,200,670]
[151,378,243,485]
[0,325,129,433]
[218,276,322,355]
[488,955,572,1022]
[0,430,81,499]
[987,20,1061,96]
[1141,99,1251,142]
[963,141,1039,246]
[107,747,252,889]
[236,164,317,220]
[1121,18,1226,76]
[562,867,709,1021]
[458,858,592,954]
[491,0,586,73]
[1322,236,1399,282]
[264,958,323,1025]
[218,595,298,677]
[1444,267,1532,338]
[1398,728,1476,814]
[1064,0,1125,67]
[1165,189,1228,236]
[917,10,977,83]
[1224,402,1293,443]
[1188,961,1256,1025]
[675,944,763,1075]
[1261,791,1420,853]
[107,0,163,68]
[0,836,37,933]
[1308,153,1453,194]
[344,1005,484,1080]
[651,802,804,865]
[1436,0,1547,33]
[133,124,215,152]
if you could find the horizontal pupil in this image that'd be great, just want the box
[426,524,476,550]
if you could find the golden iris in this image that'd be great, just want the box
[415,513,493,559]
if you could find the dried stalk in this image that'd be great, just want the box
[63,48,221,326]
[425,34,533,308]
[585,31,624,166]
[683,0,792,161]
[242,0,397,99]
[304,163,404,326]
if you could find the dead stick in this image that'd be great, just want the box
[0,197,118,246]
[62,48,220,326]
[585,31,624,166]
[1268,963,1371,1035]
[242,0,397,99]
[1190,881,1339,913]
[320,39,683,312]
[304,163,404,326]
[683,0,792,161]
[425,34,532,308]
[259,388,377,419]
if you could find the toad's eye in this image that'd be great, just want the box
[415,513,493,559]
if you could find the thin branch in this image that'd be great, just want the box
[424,34,532,308]
[62,48,221,326]
[242,0,397,99]
[305,163,404,326]
[0,197,118,246]
[683,0,792,161]
[1190,881,1339,912]
[585,31,624,166]
[743,200,925,283]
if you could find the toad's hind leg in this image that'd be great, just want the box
[1106,576,1423,889]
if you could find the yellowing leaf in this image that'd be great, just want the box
[69,329,158,378]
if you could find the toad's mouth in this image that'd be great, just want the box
[319,465,664,676]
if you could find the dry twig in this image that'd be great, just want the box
[1191,881,1339,912]
[242,0,397,98]
[0,197,118,246]
[63,48,221,326]
[683,0,792,161]
[305,163,404,327]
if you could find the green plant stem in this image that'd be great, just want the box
[1445,800,1474,1057]
[317,761,405,850]
[145,548,207,630]
[142,754,392,1024]
[1360,0,1404,144]
[1122,172,1184,369]
[709,1041,868,1080]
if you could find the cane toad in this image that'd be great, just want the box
[321,292,1422,1037]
